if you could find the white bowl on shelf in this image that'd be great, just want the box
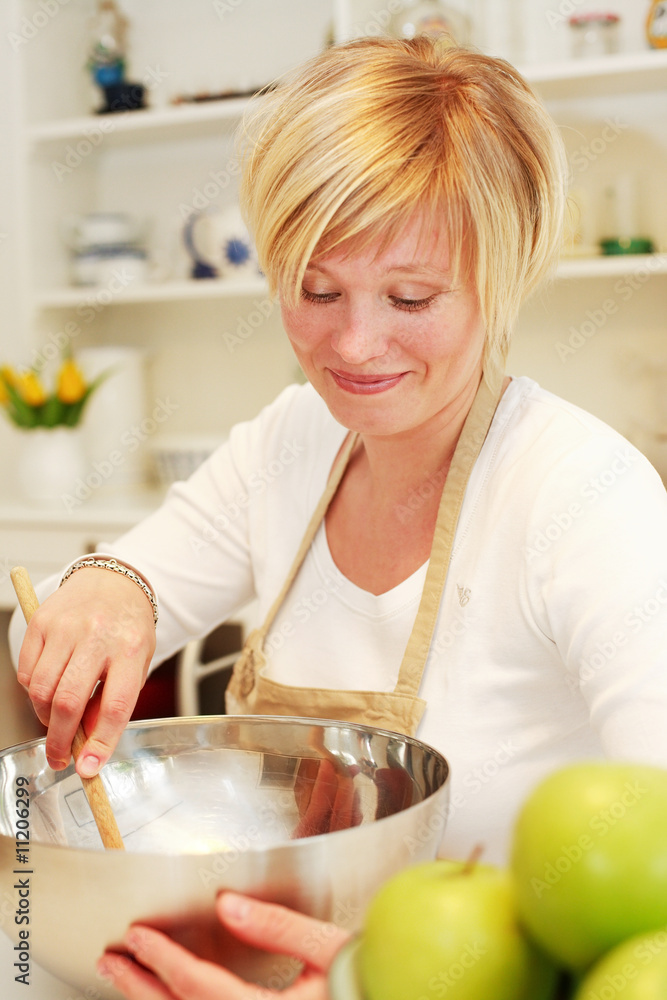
[149,433,226,485]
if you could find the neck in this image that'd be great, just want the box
[355,372,484,508]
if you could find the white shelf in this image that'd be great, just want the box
[556,253,667,279]
[33,260,666,308]
[35,276,269,309]
[26,96,252,149]
[522,48,667,100]
[24,49,667,153]
[0,487,163,528]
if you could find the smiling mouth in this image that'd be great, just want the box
[329,370,407,394]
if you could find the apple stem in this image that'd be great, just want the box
[462,843,484,875]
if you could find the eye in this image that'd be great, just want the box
[389,294,439,312]
[300,288,339,304]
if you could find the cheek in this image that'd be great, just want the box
[280,304,318,352]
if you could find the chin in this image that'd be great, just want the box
[325,397,417,438]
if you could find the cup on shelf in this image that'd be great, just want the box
[61,212,150,288]
[61,212,145,250]
[568,13,620,59]
[69,245,149,287]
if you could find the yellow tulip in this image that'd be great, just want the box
[56,358,87,404]
[17,370,47,407]
[0,366,19,407]
[0,364,18,386]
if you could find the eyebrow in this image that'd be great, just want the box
[305,262,452,278]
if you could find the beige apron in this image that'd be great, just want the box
[225,360,506,737]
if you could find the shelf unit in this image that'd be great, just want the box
[0,0,666,594]
[20,45,667,308]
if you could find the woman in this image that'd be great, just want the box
[10,34,667,999]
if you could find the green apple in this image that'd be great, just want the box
[511,761,667,973]
[358,859,558,1000]
[573,926,667,1000]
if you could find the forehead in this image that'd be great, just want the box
[309,212,455,276]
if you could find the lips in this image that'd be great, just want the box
[329,369,407,394]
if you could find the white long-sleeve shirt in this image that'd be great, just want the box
[10,376,667,863]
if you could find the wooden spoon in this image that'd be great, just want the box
[11,565,125,850]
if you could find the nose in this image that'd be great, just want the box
[330,304,391,366]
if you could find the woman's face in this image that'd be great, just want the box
[280,214,486,441]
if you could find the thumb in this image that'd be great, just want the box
[216,893,350,972]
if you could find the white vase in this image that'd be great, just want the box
[17,427,86,503]
[77,346,148,487]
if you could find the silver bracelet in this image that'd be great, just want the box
[60,557,159,628]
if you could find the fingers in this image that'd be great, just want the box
[16,568,155,776]
[42,637,109,770]
[293,760,337,838]
[97,952,173,1000]
[329,774,362,832]
[98,904,348,1000]
[98,927,264,1000]
[16,614,45,691]
[217,893,350,973]
[75,655,147,778]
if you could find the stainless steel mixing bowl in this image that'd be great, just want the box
[0,715,449,997]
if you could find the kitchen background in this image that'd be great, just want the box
[0,0,665,659]
[0,2,665,994]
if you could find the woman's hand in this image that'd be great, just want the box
[97,892,350,1000]
[16,567,155,777]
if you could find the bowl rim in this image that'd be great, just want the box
[0,713,450,760]
[0,715,450,858]
[328,934,366,1000]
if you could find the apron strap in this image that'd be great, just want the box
[394,359,506,697]
[253,429,360,642]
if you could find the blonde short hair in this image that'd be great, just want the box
[239,36,567,364]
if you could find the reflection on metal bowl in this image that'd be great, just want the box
[0,716,449,998]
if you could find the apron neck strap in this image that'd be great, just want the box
[394,359,506,696]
